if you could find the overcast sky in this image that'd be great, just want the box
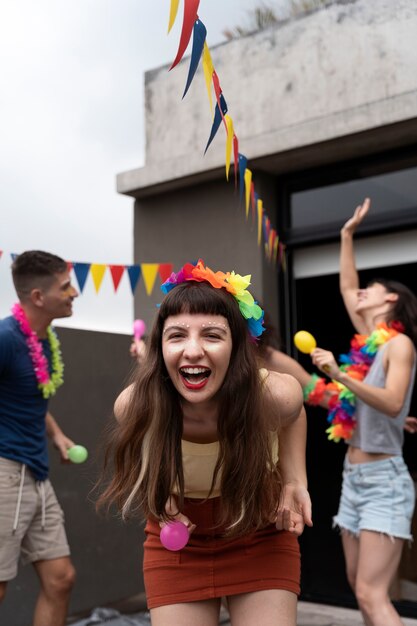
[0,0,284,332]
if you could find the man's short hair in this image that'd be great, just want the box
[12,250,67,300]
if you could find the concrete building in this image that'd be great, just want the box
[117,0,417,617]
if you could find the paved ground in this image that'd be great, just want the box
[69,600,417,625]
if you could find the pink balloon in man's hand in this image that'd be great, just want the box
[133,319,146,340]
[160,521,189,551]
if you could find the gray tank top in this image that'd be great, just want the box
[347,340,416,455]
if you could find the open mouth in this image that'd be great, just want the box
[179,367,211,389]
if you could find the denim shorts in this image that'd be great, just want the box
[333,456,416,540]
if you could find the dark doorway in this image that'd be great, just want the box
[294,261,417,616]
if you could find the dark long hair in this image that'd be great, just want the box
[98,282,281,535]
[369,278,417,345]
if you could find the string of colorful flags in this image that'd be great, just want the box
[0,251,173,296]
[167,0,286,267]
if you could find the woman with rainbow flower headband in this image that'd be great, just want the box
[99,260,312,626]
[307,198,417,626]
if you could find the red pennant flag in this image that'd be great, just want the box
[66,261,73,272]
[158,263,174,283]
[170,0,200,70]
[0,250,3,260]
[212,71,227,131]
[109,265,125,292]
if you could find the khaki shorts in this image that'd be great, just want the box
[0,457,70,581]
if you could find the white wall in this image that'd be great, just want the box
[293,229,417,278]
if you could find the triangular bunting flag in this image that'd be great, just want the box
[204,93,228,154]
[90,264,106,294]
[170,0,200,70]
[244,169,252,219]
[0,250,3,260]
[202,43,214,112]
[238,154,247,203]
[233,135,239,189]
[67,261,73,273]
[225,115,234,181]
[72,262,91,293]
[10,253,18,261]
[109,265,125,292]
[158,263,174,283]
[141,263,160,296]
[127,265,141,294]
[168,0,180,33]
[183,19,207,98]
[257,199,263,246]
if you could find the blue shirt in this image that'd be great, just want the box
[0,315,52,480]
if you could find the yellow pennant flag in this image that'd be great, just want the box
[225,115,234,181]
[244,169,252,220]
[141,263,160,296]
[168,0,180,33]
[202,43,214,113]
[268,231,273,259]
[273,236,280,264]
[90,264,107,294]
[257,199,263,246]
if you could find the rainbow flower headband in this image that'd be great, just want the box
[161,259,265,339]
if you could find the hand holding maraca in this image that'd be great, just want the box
[311,348,340,380]
[294,331,335,376]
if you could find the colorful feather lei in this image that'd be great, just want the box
[304,322,403,443]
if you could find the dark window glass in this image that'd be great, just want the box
[291,166,417,229]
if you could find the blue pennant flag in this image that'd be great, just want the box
[238,154,247,203]
[204,93,228,154]
[127,265,141,294]
[72,262,91,293]
[183,19,207,98]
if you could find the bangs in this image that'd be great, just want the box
[159,282,233,321]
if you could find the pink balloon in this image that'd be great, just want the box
[160,521,189,551]
[133,319,146,340]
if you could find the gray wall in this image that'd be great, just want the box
[0,327,145,626]
[132,176,281,329]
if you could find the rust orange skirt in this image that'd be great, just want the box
[143,497,300,609]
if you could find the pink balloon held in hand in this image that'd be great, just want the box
[133,319,146,340]
[160,521,189,551]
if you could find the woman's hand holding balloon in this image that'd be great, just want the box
[159,496,196,551]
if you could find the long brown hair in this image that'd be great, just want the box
[368,278,417,345]
[98,281,282,535]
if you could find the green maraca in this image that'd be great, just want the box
[68,445,88,464]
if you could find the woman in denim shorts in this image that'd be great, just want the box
[311,199,417,626]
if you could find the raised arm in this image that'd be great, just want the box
[340,198,370,334]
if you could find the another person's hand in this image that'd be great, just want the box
[275,483,312,536]
[130,337,147,364]
[311,348,340,379]
[404,416,417,434]
[341,197,370,237]
[161,496,197,535]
